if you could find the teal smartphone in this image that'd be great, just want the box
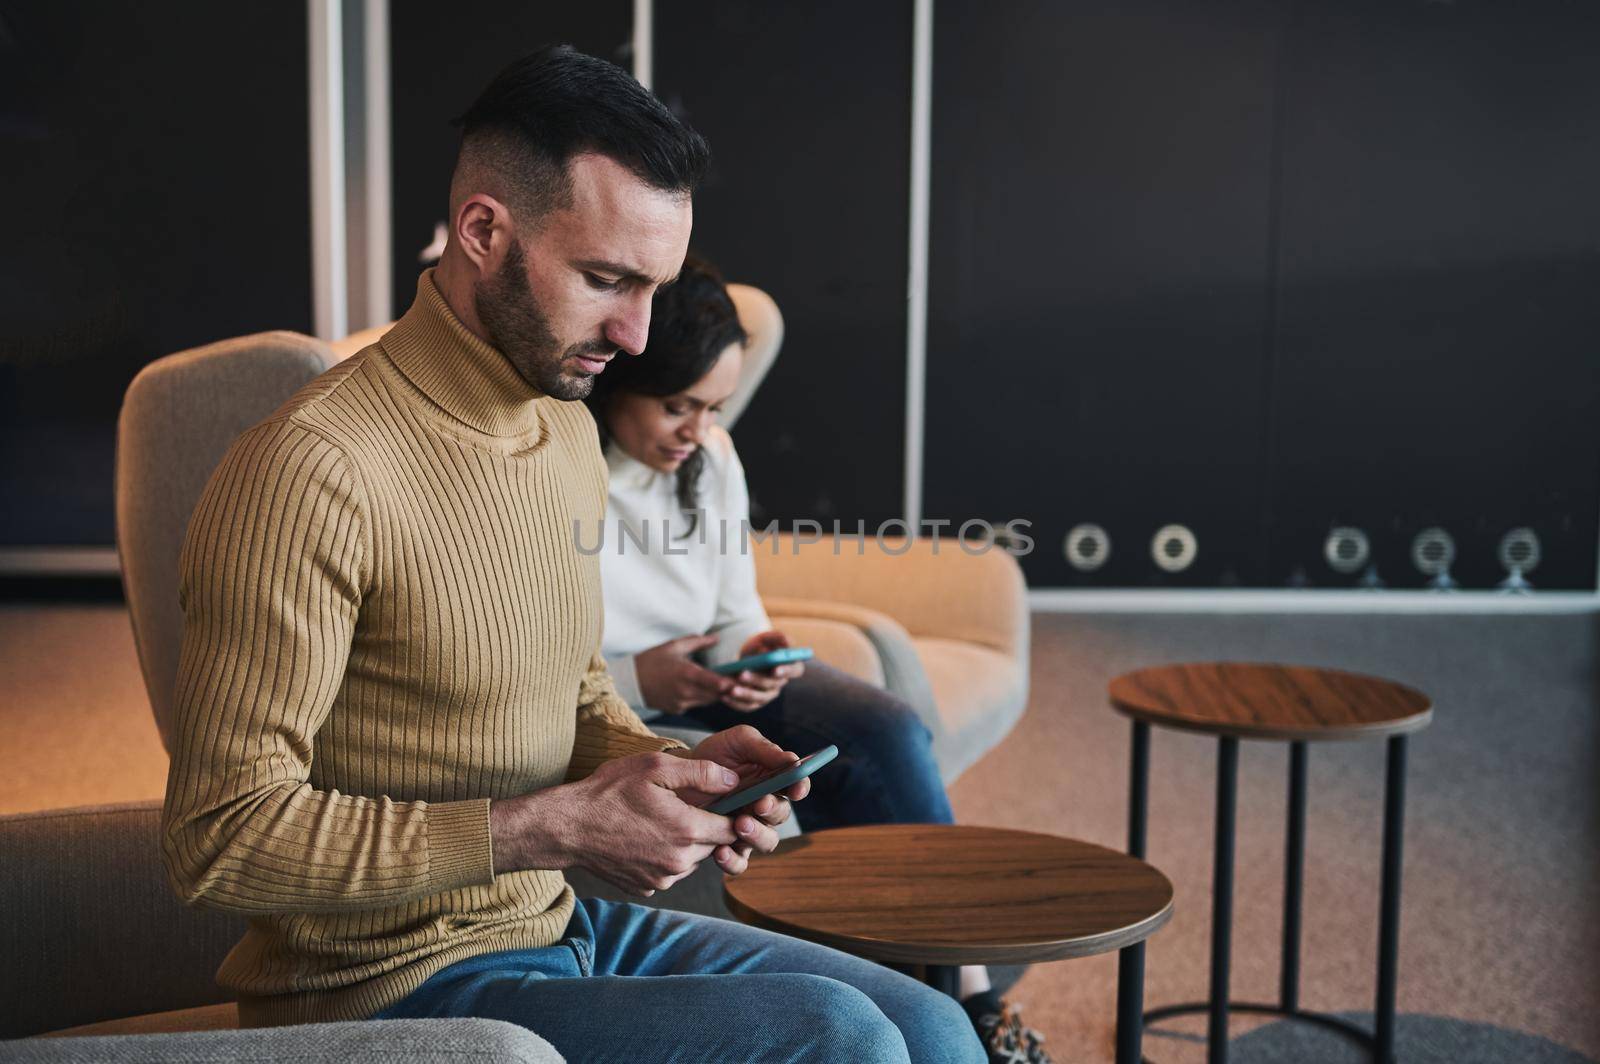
[710,646,814,676]
[705,744,838,815]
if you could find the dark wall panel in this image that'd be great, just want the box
[655,0,912,528]
[0,2,311,547]
[925,0,1599,590]
[924,0,1281,587]
[1267,0,1600,590]
[389,1,632,317]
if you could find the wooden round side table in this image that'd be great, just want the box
[1109,662,1432,1064]
[724,823,1175,1064]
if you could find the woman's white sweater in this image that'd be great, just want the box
[598,425,772,716]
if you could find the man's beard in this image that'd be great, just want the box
[475,240,614,401]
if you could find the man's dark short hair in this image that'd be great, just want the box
[454,44,710,222]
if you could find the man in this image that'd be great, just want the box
[161,46,982,1062]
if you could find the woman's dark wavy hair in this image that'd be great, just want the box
[586,254,747,526]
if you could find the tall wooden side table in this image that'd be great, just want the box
[1109,662,1432,1064]
[724,824,1174,1064]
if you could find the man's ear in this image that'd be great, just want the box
[454,193,513,276]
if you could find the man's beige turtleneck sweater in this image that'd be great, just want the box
[161,271,681,1027]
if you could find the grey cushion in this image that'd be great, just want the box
[116,331,334,753]
[0,1018,562,1063]
[0,802,244,1038]
[564,863,734,922]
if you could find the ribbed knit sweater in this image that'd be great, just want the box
[161,271,681,1027]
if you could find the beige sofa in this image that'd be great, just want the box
[757,534,1029,785]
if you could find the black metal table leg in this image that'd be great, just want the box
[1375,735,1408,1064]
[1133,710,1416,1063]
[924,964,961,998]
[1142,735,1386,1060]
[1129,720,1150,859]
[1116,942,1146,1064]
[1281,741,1308,1012]
[1210,736,1239,1064]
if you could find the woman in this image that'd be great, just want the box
[585,256,1048,1063]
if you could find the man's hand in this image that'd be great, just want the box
[634,634,735,714]
[683,725,812,876]
[719,630,806,713]
[489,752,743,896]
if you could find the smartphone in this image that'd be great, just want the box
[705,744,839,815]
[710,646,814,676]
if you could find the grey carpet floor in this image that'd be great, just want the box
[946,612,1600,1063]
[4,606,1597,1061]
[1230,1011,1595,1064]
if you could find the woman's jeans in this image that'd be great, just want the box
[681,660,955,831]
[372,897,983,1063]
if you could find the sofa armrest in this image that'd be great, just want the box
[753,534,1029,663]
[0,801,245,1038]
[6,1018,562,1063]
[761,596,941,737]
[760,611,885,687]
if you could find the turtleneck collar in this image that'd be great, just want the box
[379,269,545,438]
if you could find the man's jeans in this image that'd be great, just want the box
[682,661,955,831]
[373,897,984,1063]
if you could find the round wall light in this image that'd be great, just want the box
[1410,527,1459,591]
[1497,527,1541,593]
[1324,526,1371,575]
[1151,524,1197,573]
[1064,523,1111,572]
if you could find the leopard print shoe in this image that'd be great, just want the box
[973,1001,1053,1064]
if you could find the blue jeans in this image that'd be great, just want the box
[372,897,983,1063]
[683,661,955,831]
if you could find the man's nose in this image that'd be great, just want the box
[604,293,652,357]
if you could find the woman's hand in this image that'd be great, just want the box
[634,634,735,714]
[721,630,805,713]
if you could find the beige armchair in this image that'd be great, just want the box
[116,332,337,753]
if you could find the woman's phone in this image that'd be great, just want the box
[705,744,838,815]
[710,646,814,676]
